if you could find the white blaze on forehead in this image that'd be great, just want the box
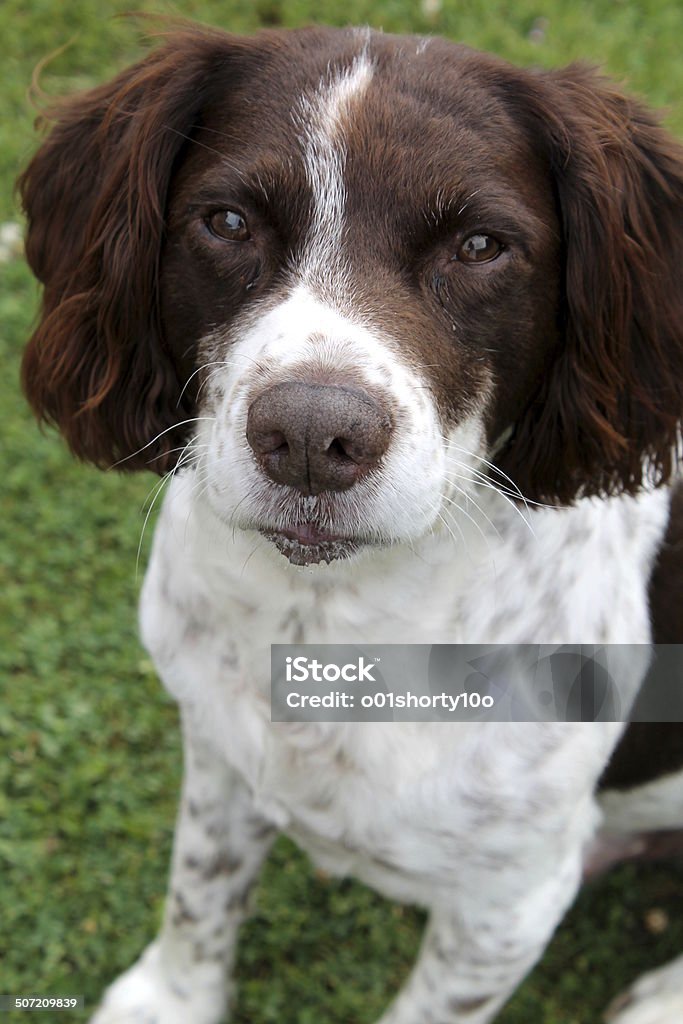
[296,50,374,289]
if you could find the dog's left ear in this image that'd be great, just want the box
[501,65,683,505]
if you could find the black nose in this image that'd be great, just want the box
[246,382,393,495]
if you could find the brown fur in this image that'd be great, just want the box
[602,485,683,791]
[498,67,683,504]
[18,27,683,507]
[19,27,266,472]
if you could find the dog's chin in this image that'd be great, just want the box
[259,522,364,566]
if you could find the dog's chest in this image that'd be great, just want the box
[138,480,669,901]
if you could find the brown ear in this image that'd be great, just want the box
[19,28,248,472]
[500,65,683,505]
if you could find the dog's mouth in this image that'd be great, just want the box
[260,522,361,565]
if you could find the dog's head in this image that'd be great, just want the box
[20,26,683,564]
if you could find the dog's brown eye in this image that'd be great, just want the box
[207,209,250,241]
[455,234,503,264]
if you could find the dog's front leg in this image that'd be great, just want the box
[90,708,276,1024]
[377,857,583,1024]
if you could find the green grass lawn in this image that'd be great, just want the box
[2,1,683,1021]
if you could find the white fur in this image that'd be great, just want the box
[607,956,683,1024]
[601,771,683,832]
[90,46,683,1024]
[197,285,487,550]
[89,459,680,1023]
[295,53,373,294]
[90,468,679,1024]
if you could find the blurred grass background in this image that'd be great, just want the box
[1,1,683,1021]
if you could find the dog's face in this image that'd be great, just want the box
[159,33,560,563]
[20,26,683,564]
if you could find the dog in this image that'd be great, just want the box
[19,22,683,1024]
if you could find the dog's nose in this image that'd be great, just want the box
[246,382,393,495]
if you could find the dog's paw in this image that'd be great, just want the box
[605,955,683,1024]
[89,941,227,1024]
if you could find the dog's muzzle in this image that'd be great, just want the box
[245,380,394,564]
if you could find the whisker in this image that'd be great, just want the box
[228,491,257,543]
[183,453,209,546]
[138,435,201,513]
[135,441,204,577]
[444,437,550,511]
[457,188,482,216]
[189,472,218,511]
[162,126,249,184]
[136,475,172,578]
[145,441,208,467]
[439,433,566,516]
[440,489,497,549]
[442,469,536,539]
[433,505,465,550]
[443,459,535,530]
[240,534,268,576]
[111,417,215,469]
[442,481,502,541]
[139,468,171,516]
[176,361,231,407]
[447,466,561,512]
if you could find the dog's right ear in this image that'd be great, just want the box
[19,28,254,472]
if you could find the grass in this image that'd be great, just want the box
[1,1,683,1021]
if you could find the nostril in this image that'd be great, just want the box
[251,429,288,456]
[266,431,288,455]
[327,437,353,461]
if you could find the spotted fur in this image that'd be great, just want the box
[18,23,683,1024]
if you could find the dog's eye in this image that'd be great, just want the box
[206,209,251,242]
[454,234,503,264]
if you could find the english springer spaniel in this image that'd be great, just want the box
[20,23,683,1024]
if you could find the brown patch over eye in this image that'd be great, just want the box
[455,233,503,264]
[207,209,251,241]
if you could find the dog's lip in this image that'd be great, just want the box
[267,522,348,546]
[259,522,365,565]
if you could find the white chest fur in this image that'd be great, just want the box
[139,472,669,905]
